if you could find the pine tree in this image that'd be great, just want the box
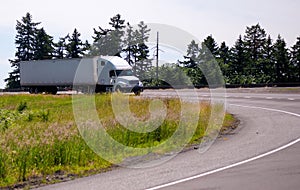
[109,14,125,30]
[158,63,190,86]
[122,22,151,79]
[91,14,125,56]
[109,14,125,56]
[66,29,89,58]
[5,12,40,89]
[134,43,151,79]
[133,22,151,79]
[203,35,218,56]
[290,37,300,82]
[180,40,200,68]
[218,42,231,82]
[54,36,67,59]
[199,36,223,86]
[243,24,267,82]
[230,35,248,84]
[136,21,151,44]
[261,35,275,83]
[273,35,290,82]
[123,23,136,66]
[91,26,112,56]
[33,27,54,60]
[180,40,205,86]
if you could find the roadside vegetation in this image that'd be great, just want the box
[0,94,234,188]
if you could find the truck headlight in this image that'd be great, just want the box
[138,81,143,87]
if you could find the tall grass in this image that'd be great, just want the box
[0,94,233,188]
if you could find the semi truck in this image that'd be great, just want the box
[20,56,143,95]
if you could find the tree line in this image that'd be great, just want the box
[178,24,300,86]
[5,13,300,89]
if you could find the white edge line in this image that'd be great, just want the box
[146,104,300,190]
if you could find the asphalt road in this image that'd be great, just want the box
[160,140,300,190]
[35,89,300,190]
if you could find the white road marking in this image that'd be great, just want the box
[266,97,273,99]
[146,104,300,190]
[288,98,295,101]
[244,96,251,99]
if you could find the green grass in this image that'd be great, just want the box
[0,94,234,188]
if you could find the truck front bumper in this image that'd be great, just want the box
[119,85,143,93]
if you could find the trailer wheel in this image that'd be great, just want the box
[134,90,141,96]
[50,87,58,95]
[29,88,34,94]
[34,88,39,94]
[115,86,122,92]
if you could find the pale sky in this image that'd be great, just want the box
[0,0,299,88]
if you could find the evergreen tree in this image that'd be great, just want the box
[198,37,223,86]
[123,23,136,66]
[218,42,231,82]
[133,43,152,79]
[54,36,67,59]
[133,22,151,78]
[5,12,40,89]
[158,63,190,86]
[273,35,290,82]
[230,35,248,84]
[91,14,125,56]
[180,40,200,68]
[261,35,275,83]
[243,24,267,82]
[136,21,151,44]
[203,35,218,56]
[33,27,54,60]
[108,14,125,56]
[66,29,89,58]
[122,22,151,79]
[109,14,126,30]
[91,26,112,56]
[290,37,300,82]
[180,40,203,85]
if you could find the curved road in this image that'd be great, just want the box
[37,89,300,190]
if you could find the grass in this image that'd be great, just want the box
[0,94,234,188]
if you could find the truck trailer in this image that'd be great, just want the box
[20,56,143,95]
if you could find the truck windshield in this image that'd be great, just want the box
[116,70,133,76]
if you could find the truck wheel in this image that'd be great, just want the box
[116,86,122,92]
[134,90,141,96]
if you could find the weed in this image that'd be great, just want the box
[0,94,233,188]
[38,110,50,122]
[17,101,27,113]
[0,151,7,179]
[27,113,34,122]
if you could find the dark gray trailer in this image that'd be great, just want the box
[20,56,143,95]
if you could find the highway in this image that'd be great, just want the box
[36,89,300,190]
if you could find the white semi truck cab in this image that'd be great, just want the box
[20,56,144,95]
[97,56,143,95]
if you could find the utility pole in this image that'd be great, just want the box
[156,31,159,86]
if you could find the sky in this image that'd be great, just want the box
[0,0,299,88]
